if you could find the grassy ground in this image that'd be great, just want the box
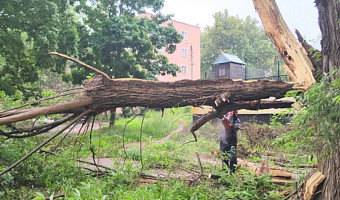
[0,107,316,199]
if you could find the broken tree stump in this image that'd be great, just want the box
[252,0,316,88]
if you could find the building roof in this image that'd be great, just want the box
[213,53,245,65]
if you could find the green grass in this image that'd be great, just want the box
[0,107,314,200]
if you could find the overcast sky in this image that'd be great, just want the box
[160,0,321,42]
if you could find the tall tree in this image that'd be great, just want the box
[71,0,182,126]
[314,0,340,199]
[0,0,79,97]
[71,0,182,82]
[201,9,283,79]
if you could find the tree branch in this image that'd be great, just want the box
[0,109,91,177]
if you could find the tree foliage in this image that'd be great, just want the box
[0,0,79,97]
[201,9,283,79]
[292,71,340,156]
[71,0,182,83]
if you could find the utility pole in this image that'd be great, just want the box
[277,60,280,81]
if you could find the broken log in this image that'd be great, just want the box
[0,98,93,125]
[0,76,294,126]
[190,98,294,134]
[252,0,316,88]
[274,161,317,169]
[84,75,294,109]
[208,174,221,180]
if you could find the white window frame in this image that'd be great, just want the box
[182,31,188,40]
[182,48,187,57]
[181,65,187,74]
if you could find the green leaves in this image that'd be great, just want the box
[292,74,340,158]
[0,0,79,96]
[201,9,283,79]
[72,0,181,82]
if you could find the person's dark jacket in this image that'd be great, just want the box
[220,114,241,146]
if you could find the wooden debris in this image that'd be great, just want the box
[272,177,291,184]
[195,152,204,174]
[139,178,159,183]
[258,158,269,175]
[304,171,325,200]
[208,174,221,180]
[274,161,317,168]
[237,158,294,184]
[279,189,293,196]
[269,169,292,179]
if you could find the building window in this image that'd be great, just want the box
[219,68,225,77]
[182,48,187,57]
[181,65,187,74]
[182,31,188,40]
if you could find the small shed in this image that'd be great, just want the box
[213,53,246,79]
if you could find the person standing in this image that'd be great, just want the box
[220,110,241,173]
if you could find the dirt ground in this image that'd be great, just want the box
[76,122,299,183]
[53,122,108,134]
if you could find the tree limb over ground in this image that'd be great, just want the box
[0,52,297,176]
[0,52,297,140]
[0,52,296,127]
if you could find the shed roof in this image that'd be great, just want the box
[213,53,245,65]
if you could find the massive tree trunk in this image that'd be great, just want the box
[315,1,340,199]
[252,0,316,88]
[316,0,340,81]
[83,76,294,109]
[0,76,295,126]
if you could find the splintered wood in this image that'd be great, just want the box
[252,0,316,88]
[304,171,325,200]
[237,158,293,184]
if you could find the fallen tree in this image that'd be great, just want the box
[0,52,296,128]
[0,52,297,178]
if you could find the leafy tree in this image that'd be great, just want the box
[71,0,182,126]
[71,0,182,83]
[0,0,79,98]
[201,9,283,79]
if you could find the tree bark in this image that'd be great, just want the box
[0,76,294,126]
[252,1,340,198]
[109,108,116,127]
[315,146,340,200]
[316,0,340,81]
[252,0,316,88]
[314,1,340,199]
[83,76,294,109]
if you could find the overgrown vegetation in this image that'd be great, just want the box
[0,101,318,199]
[2,74,338,199]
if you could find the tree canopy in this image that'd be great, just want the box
[0,0,182,97]
[70,0,182,84]
[0,0,79,97]
[201,9,284,79]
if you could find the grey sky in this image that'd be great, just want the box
[161,0,321,41]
